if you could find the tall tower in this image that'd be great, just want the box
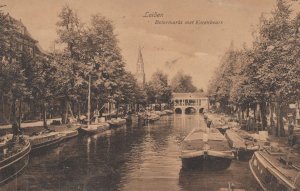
[135,47,145,87]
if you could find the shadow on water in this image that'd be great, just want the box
[178,160,261,191]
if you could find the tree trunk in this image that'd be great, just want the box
[1,95,9,123]
[276,101,280,136]
[116,102,119,117]
[275,101,285,137]
[241,106,245,120]
[71,101,75,118]
[253,104,257,131]
[64,99,69,124]
[61,98,69,124]
[11,98,19,136]
[61,99,64,123]
[77,101,81,120]
[18,99,22,129]
[68,102,74,118]
[8,102,11,122]
[11,98,16,123]
[278,103,285,137]
[259,102,268,131]
[43,103,48,129]
[237,105,241,122]
[270,102,275,135]
[246,106,249,118]
[0,95,3,123]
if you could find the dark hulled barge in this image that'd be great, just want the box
[59,129,79,141]
[225,129,260,160]
[181,128,234,170]
[0,135,31,184]
[28,131,63,153]
[249,147,300,191]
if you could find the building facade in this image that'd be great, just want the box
[1,14,47,64]
[0,13,48,123]
[172,93,209,114]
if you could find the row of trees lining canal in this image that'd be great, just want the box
[208,0,300,136]
[0,5,200,126]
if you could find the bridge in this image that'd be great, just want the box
[172,93,209,114]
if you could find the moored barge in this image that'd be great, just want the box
[249,147,300,191]
[28,131,63,153]
[181,127,234,170]
[59,129,79,141]
[0,135,31,184]
[225,129,259,160]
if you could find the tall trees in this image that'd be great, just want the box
[55,6,138,119]
[208,0,300,136]
[25,54,55,128]
[0,57,28,124]
[0,11,30,126]
[1,4,171,125]
[253,0,294,135]
[86,14,126,113]
[171,70,197,93]
[146,70,172,107]
[207,43,238,113]
[56,5,84,123]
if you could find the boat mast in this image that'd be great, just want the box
[108,102,110,119]
[88,75,91,125]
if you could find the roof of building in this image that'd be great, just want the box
[6,14,37,42]
[5,13,49,56]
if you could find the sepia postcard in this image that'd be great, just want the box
[0,0,300,190]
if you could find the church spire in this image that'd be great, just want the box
[136,46,144,73]
[135,46,145,87]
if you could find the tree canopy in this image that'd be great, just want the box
[0,5,148,125]
[208,0,300,136]
[145,70,172,105]
[171,70,197,93]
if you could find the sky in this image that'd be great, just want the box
[2,0,298,91]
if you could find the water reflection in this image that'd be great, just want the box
[2,114,261,191]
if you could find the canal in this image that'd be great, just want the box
[3,115,261,191]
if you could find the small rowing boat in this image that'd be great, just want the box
[107,118,126,128]
[78,123,110,135]
[145,113,160,122]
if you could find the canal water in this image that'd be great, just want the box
[3,115,261,191]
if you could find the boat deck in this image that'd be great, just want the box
[225,129,259,150]
[183,128,231,152]
[250,147,300,190]
[261,149,300,185]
